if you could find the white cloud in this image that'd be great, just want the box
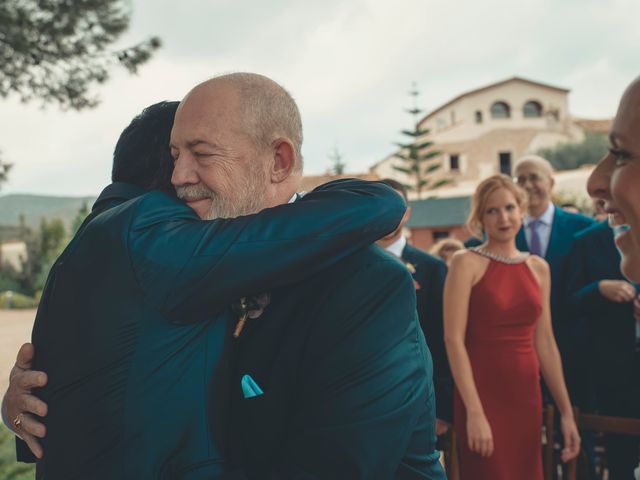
[2,0,639,194]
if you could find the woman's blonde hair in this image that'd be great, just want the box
[429,238,464,260]
[466,174,528,239]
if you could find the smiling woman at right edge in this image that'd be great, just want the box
[588,76,640,284]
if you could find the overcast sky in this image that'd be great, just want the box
[1,0,639,196]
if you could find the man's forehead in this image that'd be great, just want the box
[515,161,551,175]
[171,102,224,142]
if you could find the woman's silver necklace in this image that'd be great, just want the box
[469,246,530,264]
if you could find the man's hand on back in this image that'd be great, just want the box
[598,279,637,303]
[1,343,48,458]
[435,419,450,436]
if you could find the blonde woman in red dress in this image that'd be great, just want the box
[444,174,580,479]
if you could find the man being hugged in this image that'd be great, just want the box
[4,73,445,479]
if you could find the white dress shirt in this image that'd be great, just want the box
[523,202,555,258]
[385,235,407,259]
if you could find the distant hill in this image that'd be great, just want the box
[0,194,96,232]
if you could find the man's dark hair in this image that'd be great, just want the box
[379,178,408,201]
[111,101,179,194]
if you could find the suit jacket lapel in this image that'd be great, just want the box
[229,293,299,471]
[516,227,528,251]
[400,244,410,263]
[599,223,620,271]
[546,206,563,264]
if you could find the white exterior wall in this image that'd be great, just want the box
[418,79,571,142]
[0,242,27,273]
[371,78,587,196]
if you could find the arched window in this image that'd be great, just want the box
[523,100,542,118]
[490,101,510,119]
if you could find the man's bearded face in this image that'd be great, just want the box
[170,80,284,220]
[175,164,269,220]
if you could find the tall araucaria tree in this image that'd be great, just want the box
[392,83,449,198]
[328,146,346,175]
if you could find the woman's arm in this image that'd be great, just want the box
[531,257,581,462]
[444,252,493,457]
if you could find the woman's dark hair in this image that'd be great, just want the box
[111,101,179,195]
[379,178,408,201]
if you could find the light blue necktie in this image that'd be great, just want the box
[529,219,543,257]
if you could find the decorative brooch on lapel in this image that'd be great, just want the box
[232,293,271,338]
[404,261,421,290]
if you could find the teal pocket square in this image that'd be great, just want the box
[241,374,264,399]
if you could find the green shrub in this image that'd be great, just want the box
[0,291,38,309]
[0,425,36,480]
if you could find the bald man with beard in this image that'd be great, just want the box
[4,73,445,479]
[2,92,408,478]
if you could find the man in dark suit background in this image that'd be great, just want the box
[5,73,445,478]
[512,155,595,397]
[566,221,640,479]
[375,179,453,435]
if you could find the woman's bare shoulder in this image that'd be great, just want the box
[450,248,486,271]
[526,254,550,274]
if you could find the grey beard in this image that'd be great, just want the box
[175,172,269,220]
[204,188,267,220]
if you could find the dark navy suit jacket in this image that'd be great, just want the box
[223,246,446,479]
[18,179,406,479]
[401,243,453,423]
[516,207,595,338]
[514,207,595,402]
[565,221,639,412]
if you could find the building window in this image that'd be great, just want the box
[450,110,456,124]
[449,154,460,171]
[432,231,449,241]
[490,101,510,119]
[523,101,542,118]
[499,152,512,175]
[475,110,483,123]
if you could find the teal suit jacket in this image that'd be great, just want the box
[224,246,446,479]
[515,206,595,345]
[515,206,594,401]
[20,179,405,479]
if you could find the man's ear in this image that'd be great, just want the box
[399,206,411,228]
[270,138,296,184]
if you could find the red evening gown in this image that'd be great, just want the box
[454,252,543,479]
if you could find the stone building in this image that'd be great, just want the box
[371,76,607,199]
[370,76,609,250]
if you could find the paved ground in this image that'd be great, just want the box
[0,309,35,394]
